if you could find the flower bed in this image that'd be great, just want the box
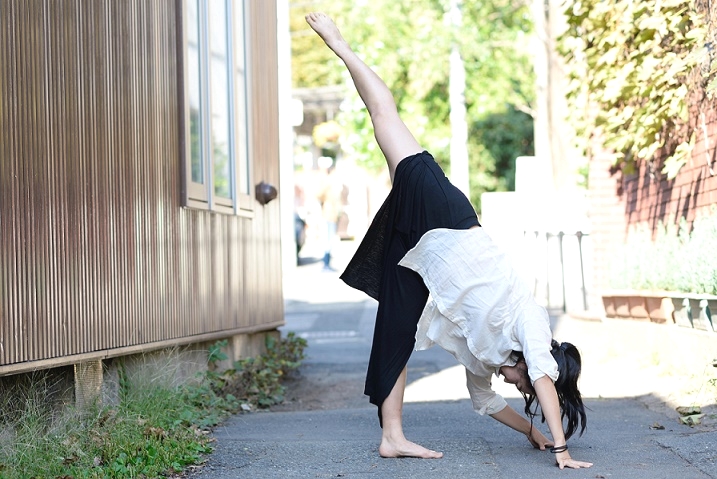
[604,209,717,332]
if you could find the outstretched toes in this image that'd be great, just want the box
[379,438,444,459]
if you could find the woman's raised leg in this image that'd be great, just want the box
[305,12,422,180]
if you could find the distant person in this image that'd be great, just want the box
[305,12,591,470]
[294,183,307,261]
[317,157,343,271]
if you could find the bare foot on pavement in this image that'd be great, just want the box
[379,435,444,459]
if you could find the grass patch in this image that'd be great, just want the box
[0,333,307,478]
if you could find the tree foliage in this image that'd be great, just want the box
[290,0,536,209]
[290,3,345,88]
[471,106,534,191]
[559,0,709,178]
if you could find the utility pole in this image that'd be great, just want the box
[449,0,470,198]
[532,0,574,191]
[532,0,550,184]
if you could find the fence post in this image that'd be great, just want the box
[558,232,566,313]
[577,231,588,310]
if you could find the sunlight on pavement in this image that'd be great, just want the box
[286,236,717,417]
[284,238,366,304]
[405,316,717,411]
[405,365,523,403]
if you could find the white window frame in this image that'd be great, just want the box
[179,0,253,214]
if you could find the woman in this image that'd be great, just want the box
[305,12,592,470]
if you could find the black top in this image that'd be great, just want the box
[340,151,480,411]
[341,151,479,300]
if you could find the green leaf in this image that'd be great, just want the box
[559,0,706,178]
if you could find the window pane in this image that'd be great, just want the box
[209,0,232,200]
[233,1,249,196]
[187,0,203,185]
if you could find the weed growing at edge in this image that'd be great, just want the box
[213,332,308,408]
[0,333,307,479]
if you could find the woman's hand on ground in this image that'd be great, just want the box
[526,427,552,450]
[555,451,593,469]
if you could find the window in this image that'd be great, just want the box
[180,0,252,213]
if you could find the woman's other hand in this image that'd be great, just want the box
[526,427,552,450]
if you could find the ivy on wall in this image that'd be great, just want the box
[559,0,714,178]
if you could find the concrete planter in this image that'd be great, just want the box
[614,294,632,318]
[644,296,674,324]
[601,290,717,330]
[671,296,693,328]
[602,295,617,318]
[687,296,716,332]
[601,290,651,321]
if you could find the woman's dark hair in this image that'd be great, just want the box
[512,340,587,440]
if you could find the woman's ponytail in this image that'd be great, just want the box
[550,340,587,439]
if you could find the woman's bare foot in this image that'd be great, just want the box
[305,12,347,53]
[379,435,444,459]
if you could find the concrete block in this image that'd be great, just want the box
[74,360,103,408]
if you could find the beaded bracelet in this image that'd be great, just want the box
[550,445,568,453]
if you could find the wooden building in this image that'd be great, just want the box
[0,0,284,393]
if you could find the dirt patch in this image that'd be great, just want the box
[271,366,369,412]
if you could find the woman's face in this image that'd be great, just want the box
[501,361,536,395]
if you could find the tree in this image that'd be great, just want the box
[290,2,345,88]
[456,0,536,207]
[290,0,536,211]
[559,0,707,178]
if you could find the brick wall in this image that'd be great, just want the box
[588,101,717,303]
[623,104,717,228]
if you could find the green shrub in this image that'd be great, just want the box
[610,208,717,294]
[560,0,710,178]
[216,332,308,409]
[0,333,307,478]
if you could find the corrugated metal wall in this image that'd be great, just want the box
[0,0,284,374]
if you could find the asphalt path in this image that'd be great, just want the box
[192,239,717,479]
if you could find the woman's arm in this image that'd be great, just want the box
[490,405,553,449]
[533,376,593,469]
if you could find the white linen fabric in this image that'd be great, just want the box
[398,227,558,415]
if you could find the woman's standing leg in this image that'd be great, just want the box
[306,12,442,459]
[378,366,443,458]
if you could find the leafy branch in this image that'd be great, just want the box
[559,0,710,178]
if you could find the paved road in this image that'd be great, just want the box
[193,240,717,479]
